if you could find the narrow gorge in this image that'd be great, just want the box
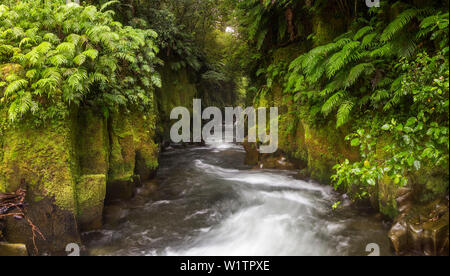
[0,0,448,257]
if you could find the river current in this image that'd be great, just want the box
[83,138,393,256]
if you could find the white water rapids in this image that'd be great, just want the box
[83,137,392,256]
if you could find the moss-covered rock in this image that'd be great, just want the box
[0,123,78,212]
[377,175,400,219]
[389,198,449,256]
[5,197,80,255]
[156,65,198,140]
[105,109,159,201]
[77,108,109,176]
[108,110,136,182]
[75,109,109,231]
[131,112,159,181]
[410,167,449,203]
[0,242,28,256]
[76,174,106,231]
[303,121,359,184]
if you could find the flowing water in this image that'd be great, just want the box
[83,138,393,256]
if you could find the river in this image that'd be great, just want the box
[82,138,393,256]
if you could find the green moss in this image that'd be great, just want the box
[311,7,346,46]
[272,44,306,63]
[108,110,136,182]
[303,121,359,184]
[412,167,449,203]
[156,65,198,139]
[131,112,159,180]
[377,175,400,219]
[0,122,78,212]
[105,109,159,200]
[76,174,106,230]
[77,108,109,176]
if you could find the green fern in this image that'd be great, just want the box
[336,100,355,128]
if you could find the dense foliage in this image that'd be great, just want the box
[231,0,449,203]
[87,0,240,107]
[1,0,448,205]
[0,0,161,125]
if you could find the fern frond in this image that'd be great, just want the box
[354,26,373,41]
[322,90,348,116]
[100,1,119,12]
[73,54,86,66]
[48,54,68,66]
[326,41,360,78]
[4,79,28,97]
[381,9,418,42]
[56,42,75,57]
[83,48,98,60]
[336,100,355,128]
[344,63,375,88]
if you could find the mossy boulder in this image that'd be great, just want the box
[0,242,28,256]
[377,175,400,219]
[109,110,136,182]
[156,65,198,140]
[410,167,449,203]
[389,198,449,256]
[5,197,80,255]
[75,109,109,231]
[0,122,81,254]
[0,123,78,211]
[76,174,106,231]
[131,112,159,181]
[303,121,359,184]
[77,108,109,176]
[106,110,159,201]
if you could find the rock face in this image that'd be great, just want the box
[243,138,259,165]
[0,106,159,254]
[0,242,28,256]
[389,197,449,256]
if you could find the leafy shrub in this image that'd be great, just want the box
[0,0,161,125]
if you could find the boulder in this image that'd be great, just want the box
[388,222,408,253]
[389,199,449,256]
[0,242,28,256]
[103,203,129,226]
[76,175,107,231]
[5,197,80,255]
[0,123,81,255]
[106,177,136,202]
[243,138,259,165]
[259,156,296,170]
